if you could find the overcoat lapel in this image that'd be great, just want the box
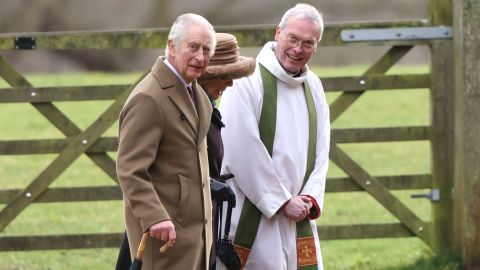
[151,58,199,136]
[193,82,211,146]
[168,88,199,136]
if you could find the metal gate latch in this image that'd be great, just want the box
[411,189,440,202]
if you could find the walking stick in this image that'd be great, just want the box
[129,232,149,270]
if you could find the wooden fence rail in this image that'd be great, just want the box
[0,20,429,50]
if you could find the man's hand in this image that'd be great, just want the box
[149,220,176,245]
[282,196,312,222]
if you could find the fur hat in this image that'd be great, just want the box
[199,33,256,81]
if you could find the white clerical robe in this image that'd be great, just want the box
[219,41,330,270]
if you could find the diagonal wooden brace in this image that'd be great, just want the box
[329,45,414,122]
[0,69,148,232]
[0,56,120,181]
[329,142,430,243]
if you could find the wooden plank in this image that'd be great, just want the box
[0,28,170,50]
[0,70,148,233]
[0,85,128,103]
[331,126,431,143]
[0,126,429,155]
[0,20,436,51]
[322,74,429,92]
[318,223,417,240]
[326,174,432,192]
[0,223,418,251]
[0,233,123,251]
[0,56,118,181]
[0,137,118,155]
[0,74,429,103]
[453,0,480,267]
[0,174,431,204]
[429,0,455,253]
[0,74,430,103]
[0,186,122,203]
[329,143,430,243]
[329,45,414,122]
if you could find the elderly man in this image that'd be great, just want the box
[116,13,215,269]
[219,3,330,270]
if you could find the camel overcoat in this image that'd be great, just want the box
[117,57,213,270]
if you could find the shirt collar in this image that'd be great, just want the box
[164,58,192,89]
[257,41,309,87]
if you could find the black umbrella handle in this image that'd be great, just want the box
[224,201,233,238]
[217,203,223,241]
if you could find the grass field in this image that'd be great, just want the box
[0,66,462,269]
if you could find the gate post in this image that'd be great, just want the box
[453,0,480,268]
[428,0,454,253]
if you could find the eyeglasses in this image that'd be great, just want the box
[284,34,317,52]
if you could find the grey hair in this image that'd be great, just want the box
[165,13,216,57]
[278,3,324,40]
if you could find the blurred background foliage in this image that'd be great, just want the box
[0,0,429,72]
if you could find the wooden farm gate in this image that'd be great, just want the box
[0,3,458,255]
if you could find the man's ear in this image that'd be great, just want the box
[274,25,282,42]
[167,39,176,57]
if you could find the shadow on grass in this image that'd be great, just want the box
[390,252,463,270]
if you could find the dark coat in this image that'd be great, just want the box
[207,107,225,179]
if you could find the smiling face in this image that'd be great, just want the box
[201,79,233,100]
[274,15,321,74]
[167,24,214,83]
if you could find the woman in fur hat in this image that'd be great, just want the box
[198,32,256,180]
[199,33,255,270]
[115,32,255,270]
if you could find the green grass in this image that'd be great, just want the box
[0,67,462,269]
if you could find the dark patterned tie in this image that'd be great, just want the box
[187,86,196,105]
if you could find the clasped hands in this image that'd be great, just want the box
[281,195,313,222]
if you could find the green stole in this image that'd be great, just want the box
[233,64,318,269]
